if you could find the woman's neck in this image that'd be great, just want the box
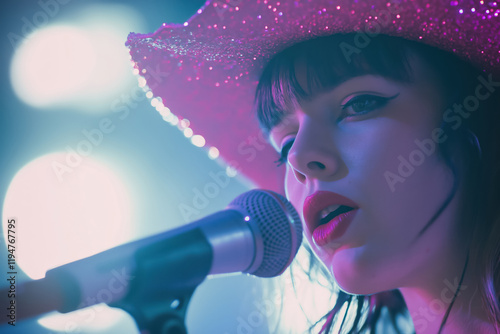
[399,259,497,334]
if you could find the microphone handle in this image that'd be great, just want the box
[2,275,73,322]
[5,208,251,321]
[8,222,213,321]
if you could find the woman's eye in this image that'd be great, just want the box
[340,93,399,118]
[274,139,294,167]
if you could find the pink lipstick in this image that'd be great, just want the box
[303,191,359,246]
[311,209,358,246]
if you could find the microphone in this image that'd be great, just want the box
[13,189,302,321]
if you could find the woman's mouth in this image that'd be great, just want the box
[303,191,359,247]
[313,207,358,246]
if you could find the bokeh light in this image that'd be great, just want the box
[191,135,206,147]
[10,25,96,107]
[208,147,220,159]
[9,4,146,112]
[183,127,194,138]
[2,152,134,279]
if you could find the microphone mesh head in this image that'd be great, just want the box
[229,189,302,277]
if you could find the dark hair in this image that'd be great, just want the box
[254,33,500,333]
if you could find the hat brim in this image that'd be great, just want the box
[127,0,500,193]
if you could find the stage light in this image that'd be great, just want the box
[3,153,136,332]
[10,25,96,108]
[9,4,146,112]
[2,153,133,280]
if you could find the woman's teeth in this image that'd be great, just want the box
[320,205,341,220]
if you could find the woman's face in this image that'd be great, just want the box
[269,55,464,294]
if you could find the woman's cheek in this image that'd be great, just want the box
[284,165,303,208]
[284,165,310,233]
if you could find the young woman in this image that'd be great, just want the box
[254,32,500,334]
[127,1,500,332]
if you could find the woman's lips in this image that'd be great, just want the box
[312,209,358,246]
[303,191,359,246]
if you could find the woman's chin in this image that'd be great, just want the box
[327,247,392,295]
[331,270,381,295]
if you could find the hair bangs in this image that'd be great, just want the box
[254,33,419,135]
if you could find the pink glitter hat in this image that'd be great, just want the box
[126,0,500,193]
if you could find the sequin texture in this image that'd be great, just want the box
[126,0,500,192]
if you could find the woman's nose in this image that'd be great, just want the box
[287,121,341,184]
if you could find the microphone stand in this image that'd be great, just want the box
[110,228,212,334]
[10,228,213,334]
[113,286,196,334]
